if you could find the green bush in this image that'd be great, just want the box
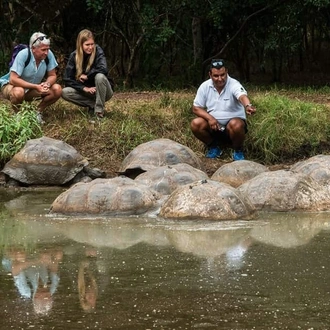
[246,92,330,163]
[0,102,42,165]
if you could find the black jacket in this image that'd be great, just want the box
[63,44,108,91]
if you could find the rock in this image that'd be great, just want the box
[291,154,330,187]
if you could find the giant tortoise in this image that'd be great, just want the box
[238,169,330,212]
[211,160,269,188]
[291,154,330,188]
[50,176,161,216]
[159,179,255,220]
[2,136,105,186]
[135,163,209,195]
[118,138,203,178]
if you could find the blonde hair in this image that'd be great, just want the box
[75,29,96,80]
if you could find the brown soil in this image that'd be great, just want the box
[86,92,296,176]
[0,91,325,185]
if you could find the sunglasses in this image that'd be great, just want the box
[211,59,225,68]
[32,35,48,46]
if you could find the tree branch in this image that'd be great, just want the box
[203,0,286,66]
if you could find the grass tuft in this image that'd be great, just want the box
[1,88,330,171]
[0,102,42,166]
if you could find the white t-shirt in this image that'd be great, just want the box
[193,75,247,125]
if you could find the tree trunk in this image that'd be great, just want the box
[192,17,203,64]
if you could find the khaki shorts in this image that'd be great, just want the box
[1,84,42,101]
[1,84,12,99]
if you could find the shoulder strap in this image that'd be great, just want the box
[24,50,49,68]
[24,49,31,68]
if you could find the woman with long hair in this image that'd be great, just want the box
[62,29,113,119]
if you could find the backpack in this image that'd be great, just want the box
[9,43,49,68]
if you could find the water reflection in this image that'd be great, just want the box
[251,212,326,247]
[2,247,62,316]
[1,190,330,329]
[78,247,99,312]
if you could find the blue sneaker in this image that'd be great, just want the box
[206,146,223,159]
[232,150,245,161]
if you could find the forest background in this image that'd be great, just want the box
[1,0,330,88]
[1,0,330,177]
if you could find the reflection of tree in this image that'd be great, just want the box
[78,248,99,312]
[2,248,63,315]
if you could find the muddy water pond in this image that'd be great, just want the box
[1,189,330,329]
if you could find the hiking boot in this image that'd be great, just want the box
[36,111,45,125]
[206,146,222,159]
[87,107,95,115]
[232,150,245,161]
[95,112,104,120]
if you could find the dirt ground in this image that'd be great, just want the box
[0,90,320,186]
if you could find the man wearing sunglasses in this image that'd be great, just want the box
[191,59,256,161]
[0,32,62,124]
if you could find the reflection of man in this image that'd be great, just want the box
[78,247,98,312]
[2,249,63,315]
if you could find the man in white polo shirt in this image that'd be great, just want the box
[0,32,62,123]
[191,59,256,160]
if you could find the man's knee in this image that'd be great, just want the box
[2,84,13,99]
[226,119,247,138]
[191,117,208,132]
[227,118,246,131]
[50,84,62,99]
[10,87,25,104]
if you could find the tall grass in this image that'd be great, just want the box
[1,89,330,170]
[0,102,42,166]
[247,92,330,163]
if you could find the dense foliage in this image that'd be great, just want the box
[1,0,330,88]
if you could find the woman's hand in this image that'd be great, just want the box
[79,74,88,82]
[83,86,96,94]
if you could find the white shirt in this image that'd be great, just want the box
[193,75,247,125]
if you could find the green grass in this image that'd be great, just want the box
[247,92,330,163]
[0,102,43,166]
[1,88,330,169]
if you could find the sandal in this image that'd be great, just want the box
[95,112,104,119]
